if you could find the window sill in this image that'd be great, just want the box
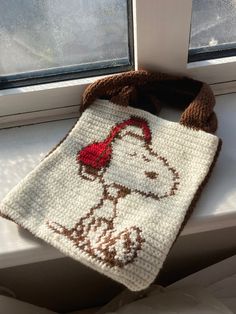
[0,93,236,269]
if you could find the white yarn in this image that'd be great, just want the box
[0,100,220,291]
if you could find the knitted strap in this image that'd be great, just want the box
[81,70,217,133]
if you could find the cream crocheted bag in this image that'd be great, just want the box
[0,71,221,291]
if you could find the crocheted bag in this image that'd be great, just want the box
[0,70,221,291]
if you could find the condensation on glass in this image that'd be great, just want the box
[0,0,129,76]
[189,0,236,60]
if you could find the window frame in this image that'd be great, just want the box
[1,0,236,128]
[135,0,236,85]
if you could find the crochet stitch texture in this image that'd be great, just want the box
[0,99,220,291]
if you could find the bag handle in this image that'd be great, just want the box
[81,70,217,133]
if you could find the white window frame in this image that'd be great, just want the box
[135,0,236,91]
[1,0,236,128]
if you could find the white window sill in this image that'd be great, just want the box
[0,93,236,269]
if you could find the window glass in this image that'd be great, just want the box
[189,0,236,61]
[0,0,132,86]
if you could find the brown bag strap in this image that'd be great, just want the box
[81,70,217,133]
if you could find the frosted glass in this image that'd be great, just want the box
[190,0,236,50]
[0,0,129,76]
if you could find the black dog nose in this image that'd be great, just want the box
[145,171,159,179]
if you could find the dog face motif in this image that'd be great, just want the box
[78,116,179,200]
[48,116,180,268]
[103,134,179,200]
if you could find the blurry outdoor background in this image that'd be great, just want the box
[0,0,129,76]
[0,0,236,76]
[190,0,236,50]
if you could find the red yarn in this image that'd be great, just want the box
[77,142,112,169]
[77,117,151,170]
[106,117,151,145]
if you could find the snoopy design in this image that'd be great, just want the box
[47,116,180,268]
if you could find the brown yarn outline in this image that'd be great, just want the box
[47,180,145,268]
[179,139,222,235]
[145,171,159,179]
[156,138,223,285]
[47,117,180,268]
